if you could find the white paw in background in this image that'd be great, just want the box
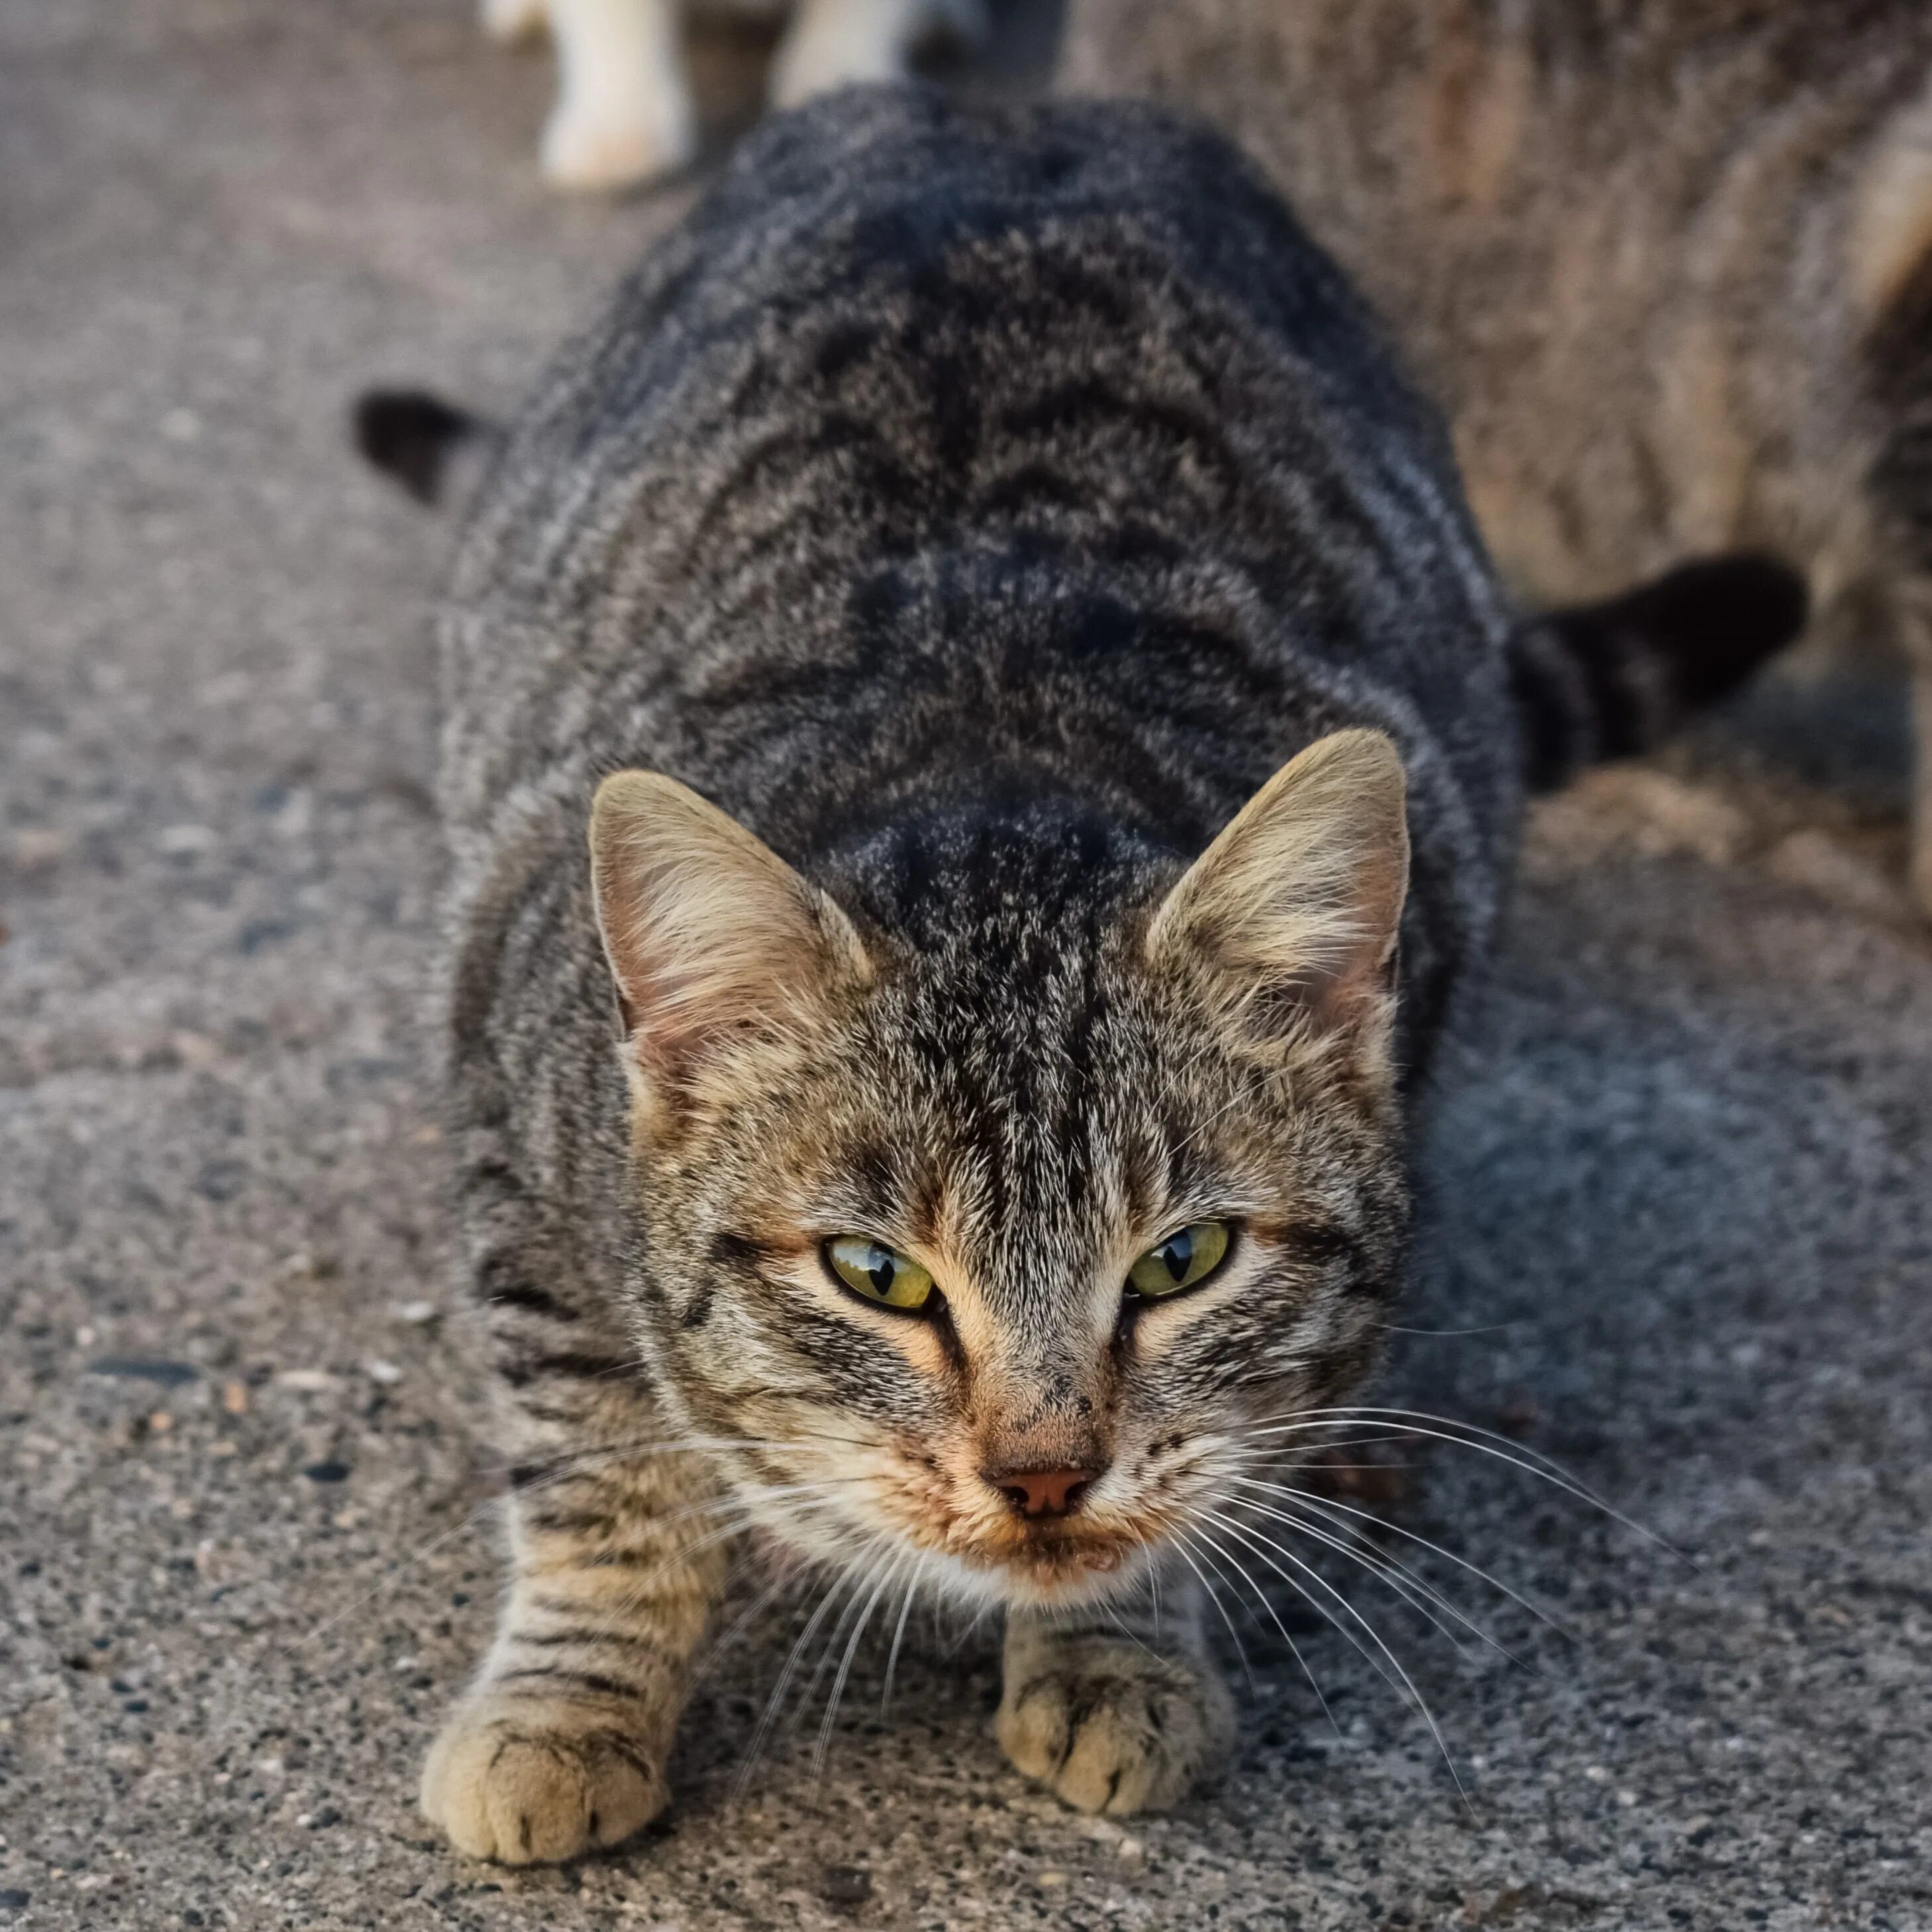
[421,1692,666,1864]
[770,0,988,111]
[540,75,696,190]
[481,0,550,46]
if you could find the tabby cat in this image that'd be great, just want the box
[1062,0,1932,915]
[362,86,1800,1862]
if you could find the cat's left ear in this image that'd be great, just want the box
[589,772,871,1112]
[1145,730,1409,1060]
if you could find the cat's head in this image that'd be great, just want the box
[589,731,1411,1609]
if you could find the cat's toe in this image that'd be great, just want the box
[996,1638,1234,1816]
[421,1697,666,1863]
[540,94,695,193]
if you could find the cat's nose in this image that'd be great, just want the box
[984,1462,1102,1520]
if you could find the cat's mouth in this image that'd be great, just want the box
[960,1521,1150,1604]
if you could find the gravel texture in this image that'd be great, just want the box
[2,5,1929,1929]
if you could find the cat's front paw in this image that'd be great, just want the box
[540,87,695,192]
[996,1633,1235,1815]
[421,1693,667,1863]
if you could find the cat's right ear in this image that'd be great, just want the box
[588,773,872,1114]
[1144,730,1409,1069]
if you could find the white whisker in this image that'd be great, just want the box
[1195,1504,1470,1805]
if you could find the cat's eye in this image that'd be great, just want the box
[1126,1221,1232,1299]
[823,1235,935,1311]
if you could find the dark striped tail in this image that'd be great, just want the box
[1509,552,1809,793]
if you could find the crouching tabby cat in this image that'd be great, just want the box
[1062,0,1932,917]
[375,87,1801,1861]
[482,0,984,189]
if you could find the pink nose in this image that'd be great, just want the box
[984,1464,1101,1519]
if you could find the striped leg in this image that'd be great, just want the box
[996,1573,1235,1816]
[421,1226,730,1862]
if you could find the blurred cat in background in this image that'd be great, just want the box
[1062,0,1932,915]
[485,0,985,188]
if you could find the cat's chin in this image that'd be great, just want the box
[968,1539,1148,1612]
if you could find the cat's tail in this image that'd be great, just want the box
[351,387,501,508]
[1508,552,1809,793]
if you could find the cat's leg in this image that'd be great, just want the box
[996,1576,1235,1816]
[482,0,548,46]
[767,0,985,111]
[541,0,695,191]
[421,1371,730,1862]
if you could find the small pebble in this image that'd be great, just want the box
[11,829,67,870]
[276,1369,338,1393]
[221,1380,248,1414]
[89,1357,199,1387]
[817,1866,872,1909]
[303,1460,350,1484]
[156,823,218,854]
[147,1411,173,1433]
[394,1299,438,1325]
[364,1358,402,1385]
[1035,1869,1068,1888]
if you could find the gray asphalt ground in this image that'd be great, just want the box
[3,4,1930,1929]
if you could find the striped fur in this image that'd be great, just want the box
[1062,0,1932,913]
[423,86,1520,1859]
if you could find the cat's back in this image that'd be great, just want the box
[438,85,1480,843]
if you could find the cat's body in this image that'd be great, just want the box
[485,0,984,189]
[1062,0,1932,913]
[402,87,1800,1863]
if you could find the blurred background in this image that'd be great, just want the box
[1,5,1927,1929]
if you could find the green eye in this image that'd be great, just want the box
[824,1235,935,1311]
[1127,1221,1232,1299]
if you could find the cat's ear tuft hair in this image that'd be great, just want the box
[1146,730,1409,1057]
[589,773,871,1109]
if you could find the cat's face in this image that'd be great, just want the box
[591,733,1410,1609]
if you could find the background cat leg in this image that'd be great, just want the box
[421,1380,730,1863]
[481,0,548,46]
[542,0,695,191]
[997,1574,1235,1816]
[768,0,985,111]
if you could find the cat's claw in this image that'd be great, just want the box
[421,1695,666,1863]
[996,1635,1235,1815]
